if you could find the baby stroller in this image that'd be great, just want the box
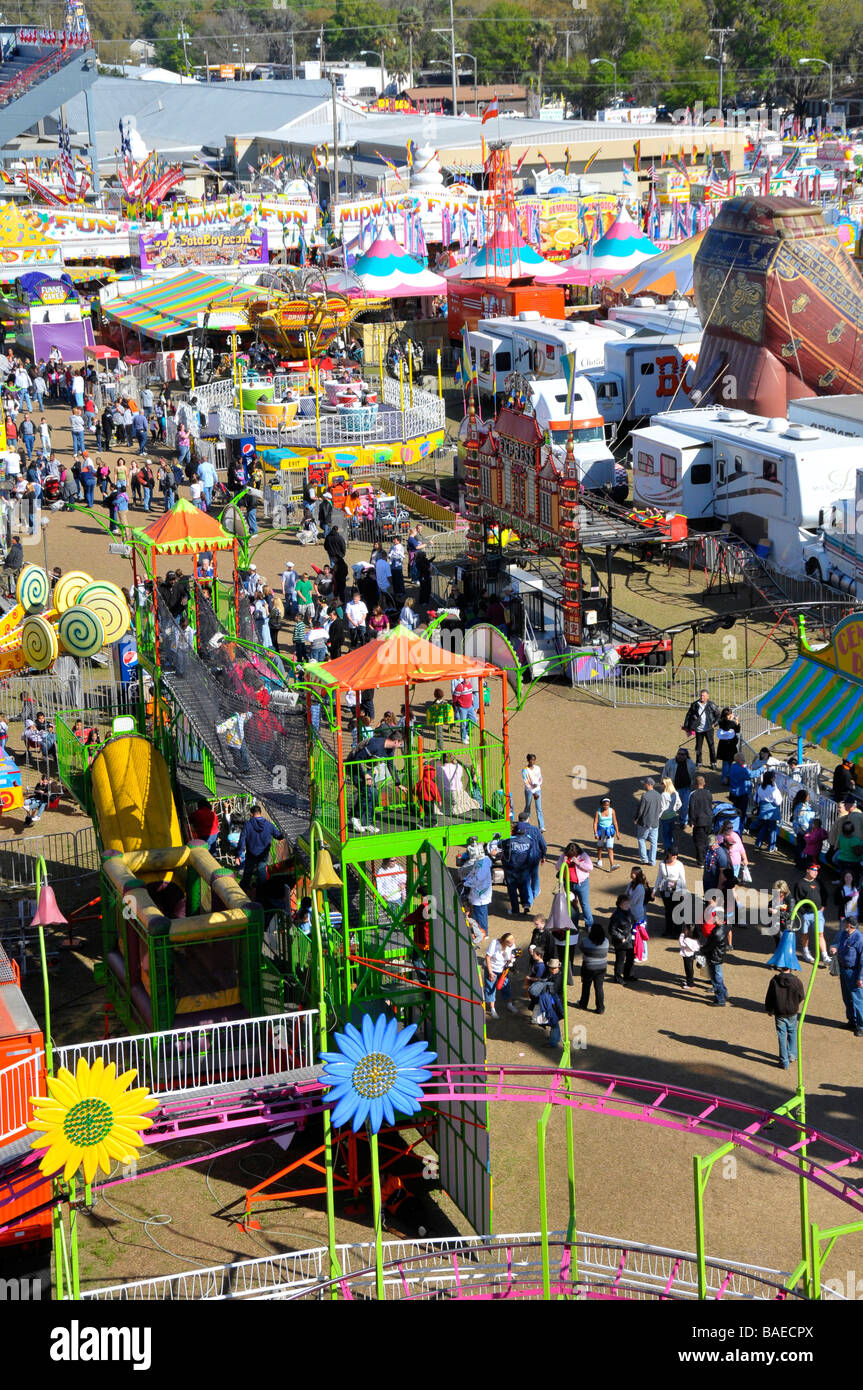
[713,800,743,835]
[297,516,319,545]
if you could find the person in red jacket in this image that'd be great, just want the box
[189,797,220,852]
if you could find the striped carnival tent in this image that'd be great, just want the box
[538,206,660,287]
[757,655,863,760]
[445,213,560,282]
[326,236,447,298]
[102,270,258,341]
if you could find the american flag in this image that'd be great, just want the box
[58,116,77,200]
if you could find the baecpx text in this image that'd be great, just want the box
[692,1327,814,1339]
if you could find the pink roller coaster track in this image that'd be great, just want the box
[3,1066,862,1236]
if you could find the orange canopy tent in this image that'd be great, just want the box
[305,626,502,691]
[130,497,236,554]
[130,499,240,660]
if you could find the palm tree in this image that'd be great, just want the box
[400,7,425,88]
[529,21,557,106]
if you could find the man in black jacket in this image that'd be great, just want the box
[702,907,729,1005]
[323,525,348,605]
[764,966,805,1069]
[832,757,856,805]
[683,688,720,768]
[326,607,345,659]
[687,775,714,866]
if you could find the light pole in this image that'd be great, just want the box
[704,55,723,124]
[590,56,617,105]
[455,52,478,115]
[361,48,386,96]
[432,5,459,117]
[705,26,732,124]
[799,57,834,117]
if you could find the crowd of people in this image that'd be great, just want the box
[456,691,863,1057]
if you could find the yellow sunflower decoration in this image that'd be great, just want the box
[29,1057,156,1184]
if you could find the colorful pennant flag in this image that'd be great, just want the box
[481,94,499,124]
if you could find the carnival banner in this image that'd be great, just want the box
[138,223,269,270]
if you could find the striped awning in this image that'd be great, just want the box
[103,270,258,342]
[756,655,863,760]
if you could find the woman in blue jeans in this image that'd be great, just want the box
[484,932,518,1019]
[753,771,783,851]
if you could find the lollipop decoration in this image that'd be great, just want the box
[0,567,130,675]
[58,607,105,660]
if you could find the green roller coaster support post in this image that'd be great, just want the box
[68,1176,80,1300]
[186,864,202,917]
[693,1154,712,1301]
[310,822,341,1293]
[52,1184,65,1301]
[810,1224,823,1300]
[790,897,820,1299]
[559,864,577,1261]
[369,1128,385,1300]
[537,1112,551,1300]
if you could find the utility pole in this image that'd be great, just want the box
[318,23,325,71]
[329,72,339,210]
[290,30,296,80]
[176,21,190,76]
[709,27,733,124]
[449,0,458,116]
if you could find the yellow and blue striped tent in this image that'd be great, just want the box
[757,656,863,760]
[103,270,257,342]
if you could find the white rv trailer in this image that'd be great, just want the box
[467,312,620,394]
[630,406,861,569]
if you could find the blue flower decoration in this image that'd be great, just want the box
[320,1013,437,1134]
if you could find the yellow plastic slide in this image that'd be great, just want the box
[89,735,181,854]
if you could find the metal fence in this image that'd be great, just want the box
[0,1050,43,1146]
[0,666,129,727]
[573,663,780,710]
[0,824,99,890]
[53,1009,318,1099]
[79,1229,830,1302]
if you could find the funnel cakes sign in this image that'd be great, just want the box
[832,613,863,680]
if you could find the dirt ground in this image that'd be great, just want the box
[9,396,863,1293]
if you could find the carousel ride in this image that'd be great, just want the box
[243,266,388,361]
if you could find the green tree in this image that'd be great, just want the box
[465,0,534,83]
[325,0,390,61]
[528,20,557,103]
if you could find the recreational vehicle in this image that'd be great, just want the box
[630,407,860,569]
[467,312,619,394]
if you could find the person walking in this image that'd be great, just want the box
[687,775,714,867]
[728,753,753,826]
[593,796,619,870]
[752,769,783,851]
[79,453,97,507]
[663,746,696,828]
[522,753,545,830]
[484,932,518,1019]
[683,688,720,768]
[558,841,595,932]
[69,406,85,458]
[716,707,741,785]
[655,849,687,936]
[237,803,284,895]
[536,957,565,1048]
[501,821,534,917]
[793,861,830,965]
[679,922,701,990]
[323,526,348,606]
[791,789,815,868]
[514,810,546,906]
[701,905,730,1006]
[575,922,608,1014]
[462,846,493,937]
[2,536,23,597]
[658,776,682,854]
[634,777,663,866]
[452,677,475,746]
[829,917,863,1037]
[609,893,636,984]
[764,963,806,1067]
